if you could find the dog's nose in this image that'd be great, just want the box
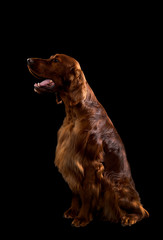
[27,58,34,65]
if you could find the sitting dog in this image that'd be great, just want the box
[27,54,149,227]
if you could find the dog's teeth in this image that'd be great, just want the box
[37,83,40,87]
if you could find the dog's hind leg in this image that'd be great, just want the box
[116,178,149,226]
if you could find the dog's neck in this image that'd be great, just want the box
[62,82,100,121]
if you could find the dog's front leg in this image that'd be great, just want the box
[71,165,100,227]
[64,193,80,219]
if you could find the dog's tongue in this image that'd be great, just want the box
[34,79,55,88]
[39,79,53,87]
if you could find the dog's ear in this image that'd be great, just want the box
[64,67,83,86]
[64,67,86,106]
[68,67,81,81]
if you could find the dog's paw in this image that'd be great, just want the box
[64,207,78,219]
[121,214,139,227]
[71,216,91,227]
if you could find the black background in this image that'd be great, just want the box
[4,1,161,238]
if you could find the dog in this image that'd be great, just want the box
[27,53,149,227]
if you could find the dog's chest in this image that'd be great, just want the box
[55,120,84,192]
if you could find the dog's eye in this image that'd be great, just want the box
[53,58,59,63]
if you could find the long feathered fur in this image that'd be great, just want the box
[28,54,149,227]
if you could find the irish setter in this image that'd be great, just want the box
[27,54,149,227]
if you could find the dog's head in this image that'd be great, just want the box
[27,54,86,104]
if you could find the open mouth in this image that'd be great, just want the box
[34,79,55,89]
[28,67,55,92]
[28,65,62,104]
